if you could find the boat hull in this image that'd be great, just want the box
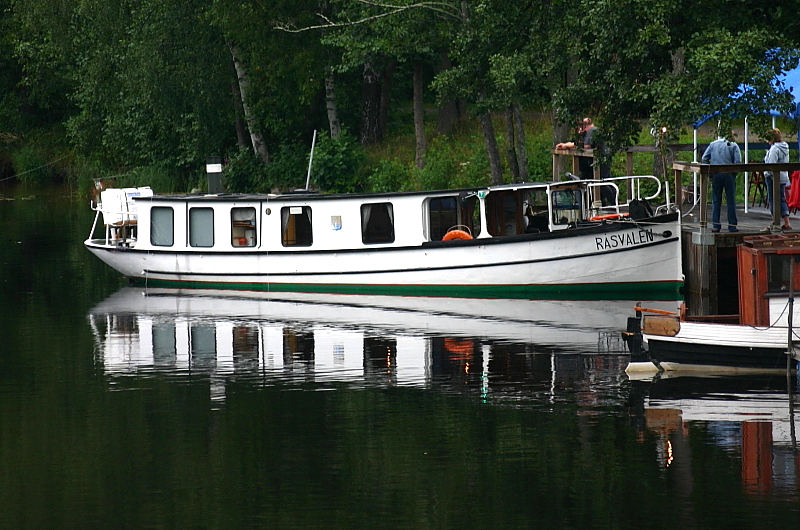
[644,320,798,372]
[86,214,682,299]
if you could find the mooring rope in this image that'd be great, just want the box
[0,154,71,184]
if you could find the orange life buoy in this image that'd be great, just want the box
[634,307,677,315]
[589,213,623,221]
[442,229,473,241]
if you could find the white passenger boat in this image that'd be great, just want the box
[84,176,683,299]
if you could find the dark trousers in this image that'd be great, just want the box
[765,175,789,217]
[711,173,737,230]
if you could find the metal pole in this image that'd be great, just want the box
[744,117,749,213]
[305,130,317,191]
[789,256,797,452]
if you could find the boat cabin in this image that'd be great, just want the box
[737,233,800,327]
[90,176,661,253]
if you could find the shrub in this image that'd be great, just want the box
[366,158,410,193]
[310,132,365,193]
[10,144,57,184]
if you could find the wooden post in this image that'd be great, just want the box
[699,165,709,231]
[552,152,559,180]
[673,168,682,207]
[771,170,782,230]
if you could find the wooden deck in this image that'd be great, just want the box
[680,202,800,234]
[679,201,800,317]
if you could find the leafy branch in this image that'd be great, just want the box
[275,0,462,32]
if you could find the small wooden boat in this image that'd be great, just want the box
[84,176,683,299]
[626,233,800,373]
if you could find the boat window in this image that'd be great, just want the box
[551,188,582,226]
[428,195,480,240]
[231,207,257,247]
[766,255,793,293]
[361,203,395,244]
[522,189,550,233]
[484,191,521,236]
[281,206,313,247]
[429,197,458,241]
[189,207,214,247]
[150,206,174,246]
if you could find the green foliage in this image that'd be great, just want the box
[526,128,557,182]
[9,144,53,184]
[4,0,800,195]
[224,148,271,194]
[412,133,493,191]
[224,144,308,194]
[262,143,308,192]
[310,132,365,193]
[366,158,410,193]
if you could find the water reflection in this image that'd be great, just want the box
[629,374,800,498]
[89,287,678,404]
[88,288,800,500]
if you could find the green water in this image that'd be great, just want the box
[0,185,797,529]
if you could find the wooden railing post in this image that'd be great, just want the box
[673,168,682,207]
[698,165,708,232]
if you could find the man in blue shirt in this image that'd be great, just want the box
[701,131,742,232]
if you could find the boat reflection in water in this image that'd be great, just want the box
[88,287,679,403]
[629,374,800,497]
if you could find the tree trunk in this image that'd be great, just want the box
[413,60,426,169]
[360,61,382,145]
[480,111,503,185]
[653,48,684,178]
[505,106,520,182]
[435,51,461,135]
[379,60,396,140]
[324,66,340,139]
[513,103,529,181]
[231,77,248,148]
[229,42,269,163]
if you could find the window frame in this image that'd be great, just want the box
[150,206,175,247]
[361,202,395,244]
[189,207,215,248]
[231,207,257,248]
[281,206,313,247]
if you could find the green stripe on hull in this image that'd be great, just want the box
[129,278,683,301]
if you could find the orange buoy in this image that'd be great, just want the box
[589,213,623,221]
[442,229,473,241]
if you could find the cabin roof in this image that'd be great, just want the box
[743,233,800,251]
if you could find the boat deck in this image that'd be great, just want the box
[680,203,800,234]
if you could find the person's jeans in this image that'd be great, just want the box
[765,175,789,217]
[711,173,737,230]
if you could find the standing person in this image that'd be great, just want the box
[701,130,741,232]
[764,128,791,231]
[555,118,613,203]
[556,118,591,178]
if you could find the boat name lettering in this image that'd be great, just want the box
[595,229,654,250]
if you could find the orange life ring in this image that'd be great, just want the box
[634,307,677,315]
[589,213,622,221]
[442,229,473,241]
